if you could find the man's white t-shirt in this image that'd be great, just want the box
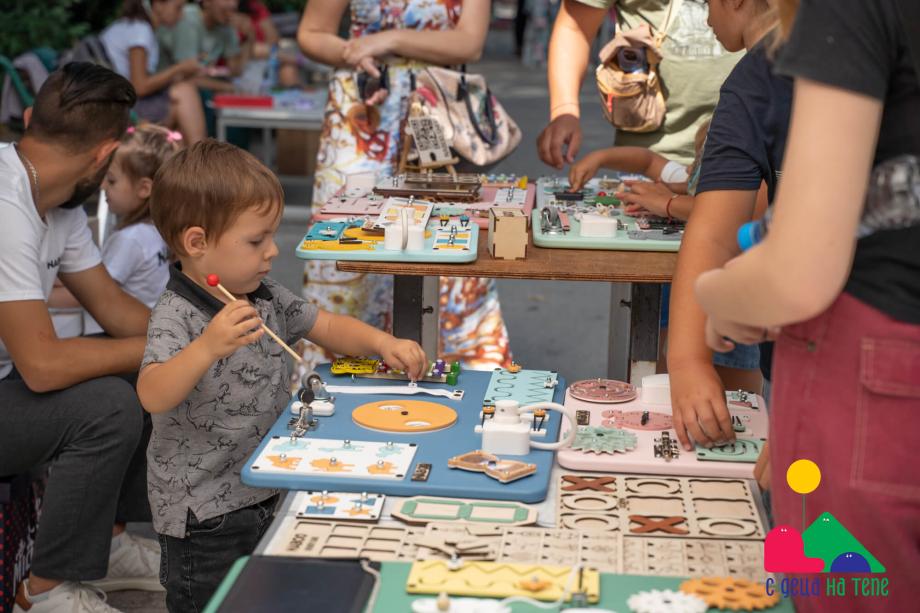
[0,145,102,380]
[100,18,159,80]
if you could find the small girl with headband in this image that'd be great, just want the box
[84,124,183,333]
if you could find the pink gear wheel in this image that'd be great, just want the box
[569,378,637,403]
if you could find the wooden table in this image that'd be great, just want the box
[337,236,677,382]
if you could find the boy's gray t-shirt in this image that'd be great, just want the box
[142,266,318,538]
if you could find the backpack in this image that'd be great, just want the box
[62,34,114,71]
[595,0,682,133]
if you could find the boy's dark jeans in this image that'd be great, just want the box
[158,495,277,613]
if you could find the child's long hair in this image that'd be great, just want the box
[116,124,183,229]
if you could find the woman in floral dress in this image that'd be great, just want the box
[297,0,511,370]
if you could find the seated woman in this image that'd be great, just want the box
[101,0,206,143]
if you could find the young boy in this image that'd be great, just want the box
[136,139,426,611]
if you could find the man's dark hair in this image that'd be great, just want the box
[25,62,137,152]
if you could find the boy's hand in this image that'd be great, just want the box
[380,339,427,381]
[568,151,603,192]
[200,300,264,360]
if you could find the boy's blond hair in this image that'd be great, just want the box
[150,139,284,256]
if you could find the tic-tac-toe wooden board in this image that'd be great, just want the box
[242,366,565,502]
[555,473,766,541]
[557,387,768,478]
[533,176,685,252]
[314,184,536,229]
[295,219,478,263]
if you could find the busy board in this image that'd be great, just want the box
[533,176,685,252]
[242,366,566,502]
[295,216,478,263]
[314,180,535,230]
[557,382,767,478]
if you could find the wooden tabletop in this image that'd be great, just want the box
[336,235,678,283]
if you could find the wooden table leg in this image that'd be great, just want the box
[607,283,661,383]
[392,275,439,359]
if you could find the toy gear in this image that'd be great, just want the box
[679,577,780,611]
[627,589,708,613]
[572,426,637,454]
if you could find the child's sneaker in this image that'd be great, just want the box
[88,532,164,592]
[13,580,122,612]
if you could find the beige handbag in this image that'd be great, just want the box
[595,0,682,133]
[412,66,522,167]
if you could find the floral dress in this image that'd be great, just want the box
[301,0,512,370]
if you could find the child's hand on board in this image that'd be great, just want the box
[567,151,604,192]
[200,300,264,360]
[380,338,428,381]
[616,180,676,217]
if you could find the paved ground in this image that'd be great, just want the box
[110,26,618,612]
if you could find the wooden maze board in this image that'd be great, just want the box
[262,518,769,583]
[295,219,478,264]
[533,176,685,252]
[555,473,766,541]
[242,366,565,502]
[557,388,768,478]
[482,368,559,406]
[313,184,536,229]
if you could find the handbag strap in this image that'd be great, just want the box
[420,66,499,147]
[653,0,685,48]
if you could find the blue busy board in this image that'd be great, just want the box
[241,366,565,503]
[295,218,478,263]
[533,176,685,252]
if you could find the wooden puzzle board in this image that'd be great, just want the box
[249,438,417,480]
[557,387,768,478]
[314,185,536,229]
[242,367,565,502]
[482,368,559,406]
[295,219,478,263]
[405,560,601,603]
[392,497,537,526]
[533,176,684,252]
[555,473,765,541]
[262,519,769,582]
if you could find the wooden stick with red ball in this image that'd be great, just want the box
[206,274,303,363]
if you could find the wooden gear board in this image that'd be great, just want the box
[533,176,685,252]
[262,518,770,583]
[242,366,565,502]
[555,473,766,541]
[314,184,536,230]
[367,563,793,613]
[295,219,478,264]
[557,387,768,478]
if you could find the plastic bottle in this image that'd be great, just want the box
[263,44,279,93]
[736,211,771,252]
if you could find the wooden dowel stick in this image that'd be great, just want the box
[207,274,303,363]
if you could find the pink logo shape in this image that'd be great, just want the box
[764,525,825,573]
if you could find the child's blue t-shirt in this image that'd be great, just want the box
[696,40,793,204]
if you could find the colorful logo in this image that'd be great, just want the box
[764,459,885,574]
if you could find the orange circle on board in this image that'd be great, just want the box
[352,399,457,433]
